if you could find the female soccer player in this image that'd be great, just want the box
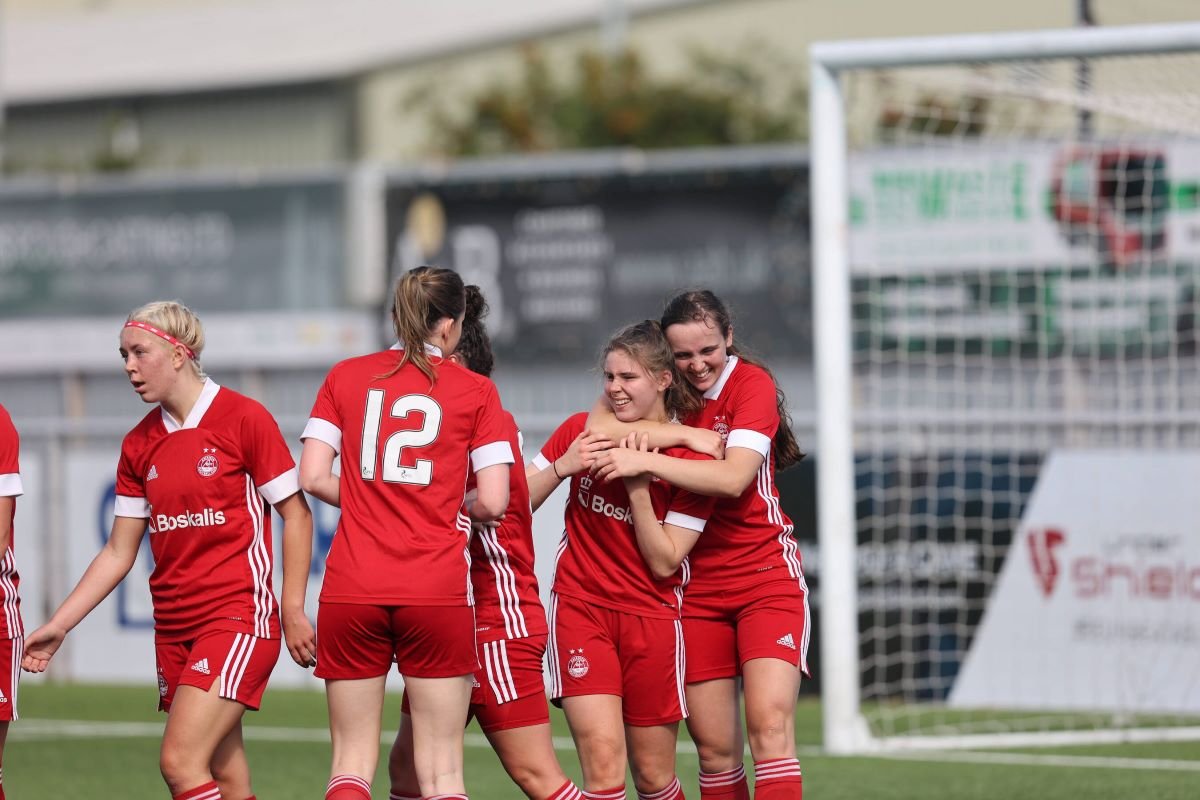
[591,290,809,800]
[23,300,316,800]
[0,403,25,800]
[299,267,514,800]
[388,287,582,800]
[529,320,716,800]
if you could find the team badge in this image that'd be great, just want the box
[576,474,593,508]
[712,416,730,442]
[196,447,219,477]
[157,668,168,697]
[567,648,590,679]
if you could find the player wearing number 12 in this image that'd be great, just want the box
[300,267,514,800]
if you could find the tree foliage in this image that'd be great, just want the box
[407,43,807,156]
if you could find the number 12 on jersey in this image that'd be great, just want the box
[361,389,443,486]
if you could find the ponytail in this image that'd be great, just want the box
[386,266,465,385]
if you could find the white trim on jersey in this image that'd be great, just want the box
[219,632,257,701]
[162,378,220,433]
[0,473,22,498]
[457,511,474,607]
[258,468,301,506]
[243,475,275,639]
[300,417,342,453]
[482,639,519,704]
[470,440,515,472]
[1,549,20,640]
[531,452,551,471]
[703,355,739,400]
[664,510,708,533]
[114,494,150,518]
[476,523,529,639]
[727,428,771,458]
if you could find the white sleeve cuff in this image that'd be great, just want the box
[259,468,301,506]
[665,511,708,533]
[301,417,342,454]
[471,441,515,471]
[114,494,150,518]
[531,453,551,470]
[0,473,22,498]
[727,429,771,457]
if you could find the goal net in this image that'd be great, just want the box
[810,23,1200,752]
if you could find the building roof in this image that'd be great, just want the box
[4,0,698,105]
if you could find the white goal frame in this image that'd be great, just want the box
[810,21,1200,756]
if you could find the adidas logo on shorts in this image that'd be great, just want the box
[190,658,211,675]
[776,633,796,650]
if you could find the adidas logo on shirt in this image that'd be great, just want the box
[0,688,7,703]
[776,633,796,650]
[190,658,211,675]
[147,465,159,481]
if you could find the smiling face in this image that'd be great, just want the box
[664,316,732,394]
[119,327,183,405]
[603,348,671,423]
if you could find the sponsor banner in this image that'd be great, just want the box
[949,450,1200,714]
[849,141,1200,356]
[385,167,810,363]
[63,448,336,688]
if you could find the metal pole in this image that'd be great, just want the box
[1076,0,1095,139]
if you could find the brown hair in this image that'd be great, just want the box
[125,299,206,379]
[387,266,465,385]
[601,320,702,422]
[661,289,803,469]
[453,284,495,378]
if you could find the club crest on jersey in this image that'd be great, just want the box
[712,416,730,442]
[576,473,594,508]
[196,448,219,477]
[567,648,590,679]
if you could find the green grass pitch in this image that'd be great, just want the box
[7,683,1199,798]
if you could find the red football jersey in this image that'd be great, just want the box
[0,404,24,640]
[303,347,514,606]
[535,412,715,620]
[683,357,807,594]
[114,380,299,643]
[469,412,546,643]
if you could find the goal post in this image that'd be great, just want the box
[810,22,1200,755]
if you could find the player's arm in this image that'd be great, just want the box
[526,430,612,512]
[275,490,317,668]
[23,515,147,673]
[627,484,702,579]
[469,463,509,523]
[585,397,724,459]
[299,438,340,508]
[594,444,762,499]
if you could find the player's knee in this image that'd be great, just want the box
[504,759,566,799]
[158,743,200,792]
[746,715,793,758]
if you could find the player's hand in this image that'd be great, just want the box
[282,606,317,668]
[555,431,614,477]
[593,438,654,483]
[619,432,655,491]
[23,623,67,673]
[687,427,725,460]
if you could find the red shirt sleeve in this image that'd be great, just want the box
[725,365,779,457]
[241,401,300,505]
[534,413,587,467]
[664,449,717,530]
[114,433,150,518]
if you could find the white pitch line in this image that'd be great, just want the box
[874,749,1200,773]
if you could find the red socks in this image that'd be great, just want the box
[173,782,221,800]
[326,774,372,800]
[752,759,802,800]
[638,776,684,800]
[699,766,749,800]
[546,780,586,800]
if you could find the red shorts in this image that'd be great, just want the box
[682,579,810,683]
[547,592,686,726]
[0,637,22,721]
[315,602,477,680]
[155,630,280,712]
[401,635,550,734]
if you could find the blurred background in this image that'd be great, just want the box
[0,0,1197,709]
